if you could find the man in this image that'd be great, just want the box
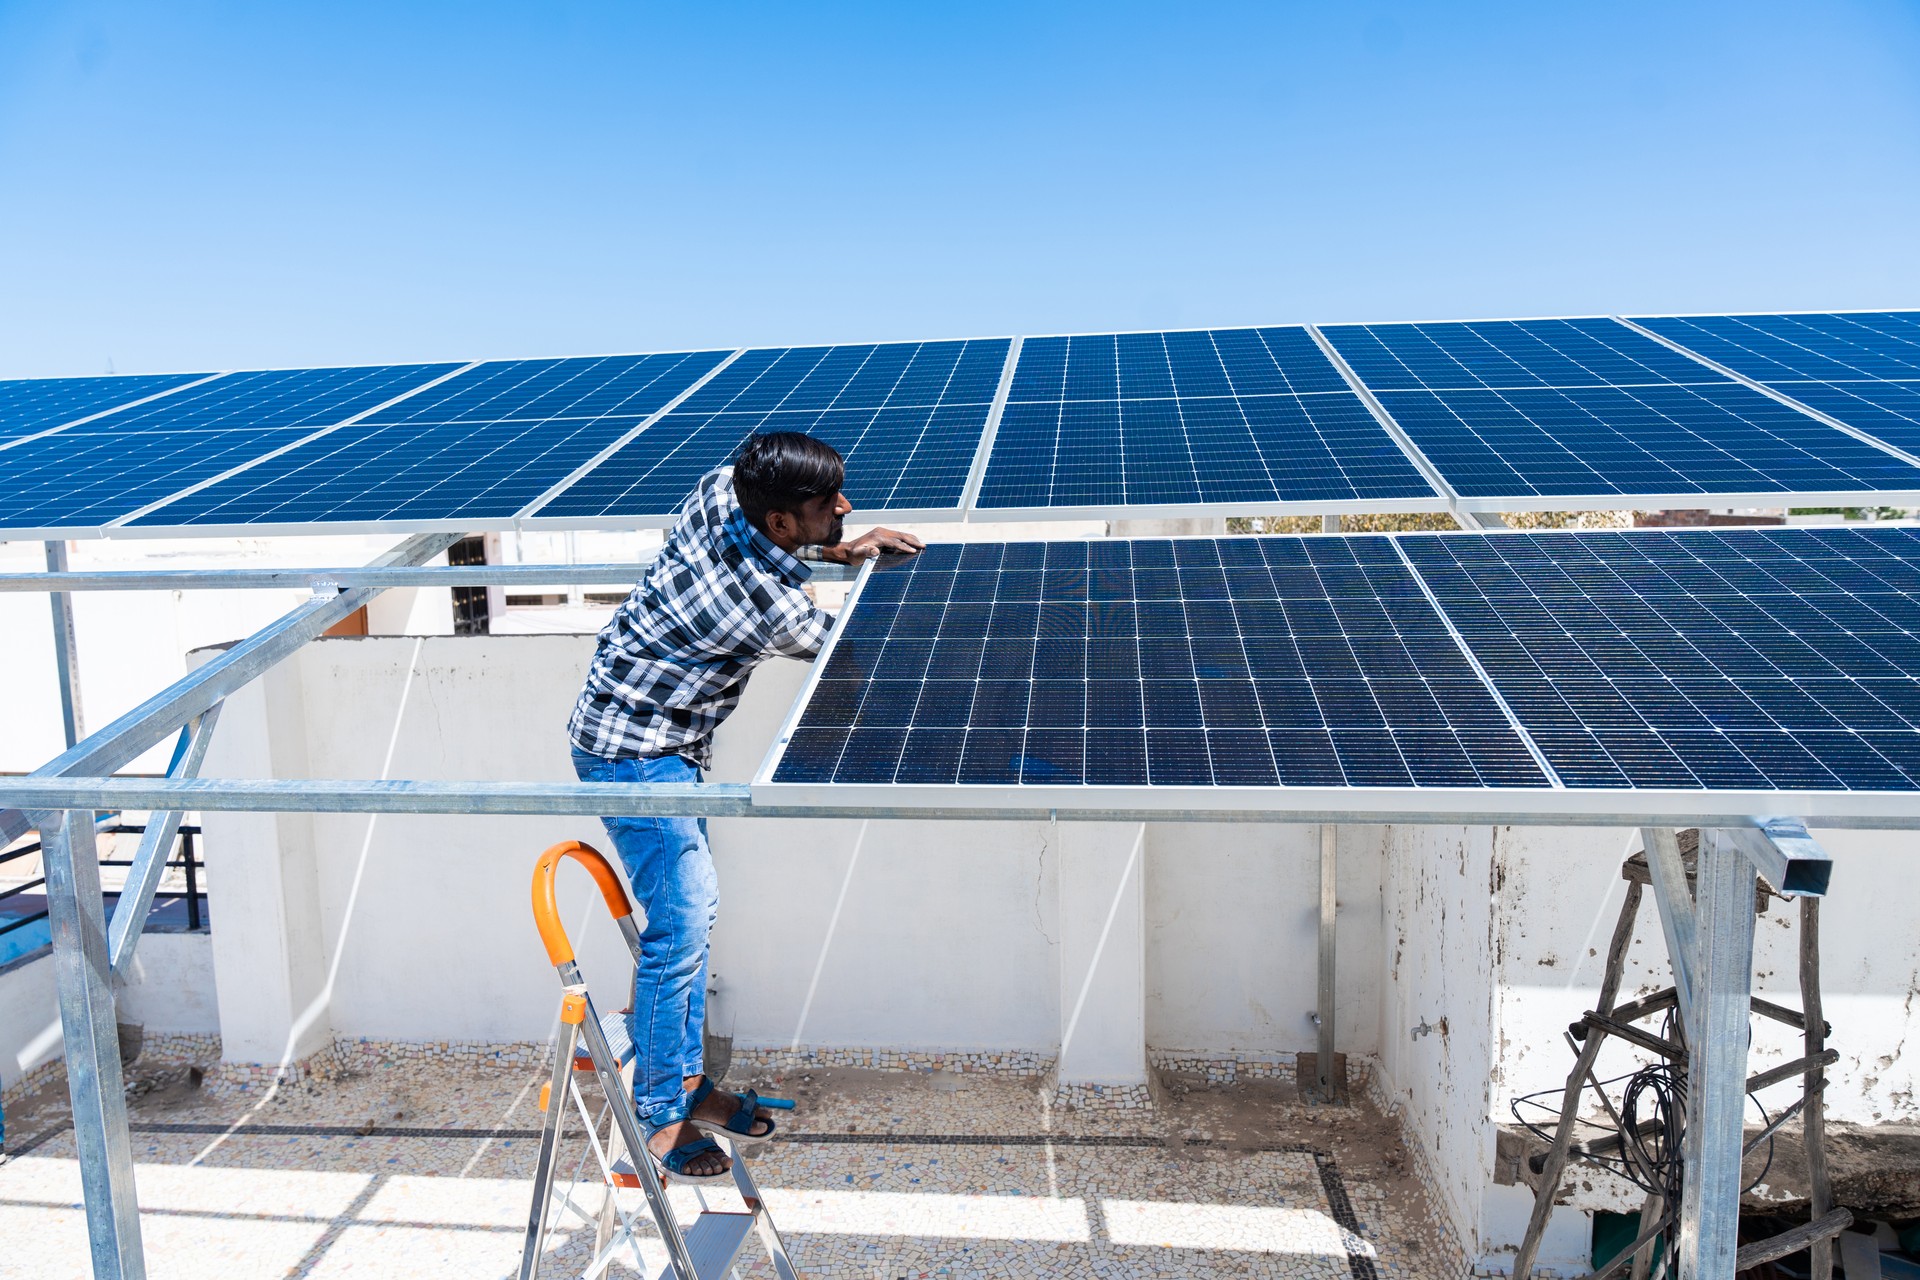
[568,431,922,1181]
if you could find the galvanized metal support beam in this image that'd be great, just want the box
[0,558,858,594]
[1719,817,1831,897]
[1320,514,1340,534]
[38,809,146,1279]
[1314,822,1339,1100]
[1677,830,1758,1280]
[107,706,223,976]
[46,541,85,746]
[1641,827,1698,1038]
[10,531,456,798]
[6,532,457,1280]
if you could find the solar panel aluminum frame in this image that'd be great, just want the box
[750,541,1920,826]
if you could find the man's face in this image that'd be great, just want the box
[772,491,852,548]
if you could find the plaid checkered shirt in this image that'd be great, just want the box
[568,467,835,768]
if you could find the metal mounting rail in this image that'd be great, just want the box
[0,560,859,593]
[4,776,1918,830]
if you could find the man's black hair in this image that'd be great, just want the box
[731,432,845,531]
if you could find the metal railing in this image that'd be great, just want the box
[0,819,205,941]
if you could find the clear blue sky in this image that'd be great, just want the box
[1,1,1917,378]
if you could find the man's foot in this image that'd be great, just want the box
[685,1074,776,1140]
[644,1119,729,1178]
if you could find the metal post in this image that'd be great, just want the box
[45,542,84,747]
[183,829,200,932]
[1316,822,1338,1100]
[1677,830,1757,1280]
[107,707,222,975]
[1321,514,1340,534]
[1642,828,1698,1039]
[39,809,146,1278]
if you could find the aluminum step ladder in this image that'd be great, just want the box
[519,840,801,1280]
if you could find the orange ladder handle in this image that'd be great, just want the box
[531,840,632,967]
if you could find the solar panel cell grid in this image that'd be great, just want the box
[771,537,1551,789]
[1319,318,1920,501]
[1400,527,1920,791]
[1630,313,1920,458]
[0,373,205,444]
[0,363,461,531]
[60,364,458,434]
[1319,317,1716,391]
[134,351,725,528]
[1630,312,1920,383]
[976,328,1437,510]
[540,339,1011,519]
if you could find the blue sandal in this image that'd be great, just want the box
[686,1078,796,1148]
[640,1113,731,1183]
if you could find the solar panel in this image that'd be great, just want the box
[130,351,726,530]
[0,363,460,533]
[765,537,1550,789]
[971,328,1439,514]
[1399,527,1920,791]
[0,373,208,445]
[1630,312,1920,457]
[1320,318,1920,503]
[1630,312,1920,383]
[536,339,1010,522]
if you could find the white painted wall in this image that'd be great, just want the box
[0,534,453,775]
[0,934,215,1092]
[192,637,1378,1072]
[0,952,59,1091]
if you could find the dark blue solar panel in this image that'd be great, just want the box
[1400,527,1920,791]
[0,363,459,532]
[1320,318,1717,391]
[974,328,1437,511]
[544,339,1011,519]
[1375,383,1920,500]
[1315,318,1920,501]
[0,429,307,530]
[1631,312,1920,383]
[135,351,725,528]
[771,536,1549,789]
[0,373,206,444]
[1769,380,1920,456]
[1629,313,1920,457]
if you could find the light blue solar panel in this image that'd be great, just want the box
[1631,312,1920,383]
[0,363,459,532]
[0,373,206,444]
[1402,527,1920,791]
[974,328,1437,512]
[1321,318,1920,501]
[544,339,1010,519]
[134,351,727,528]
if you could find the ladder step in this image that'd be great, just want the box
[574,1011,636,1071]
[654,1211,758,1280]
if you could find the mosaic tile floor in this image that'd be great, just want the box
[0,1056,1457,1278]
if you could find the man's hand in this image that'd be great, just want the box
[824,527,925,563]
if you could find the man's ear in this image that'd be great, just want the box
[763,507,797,542]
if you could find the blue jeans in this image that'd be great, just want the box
[571,748,717,1126]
